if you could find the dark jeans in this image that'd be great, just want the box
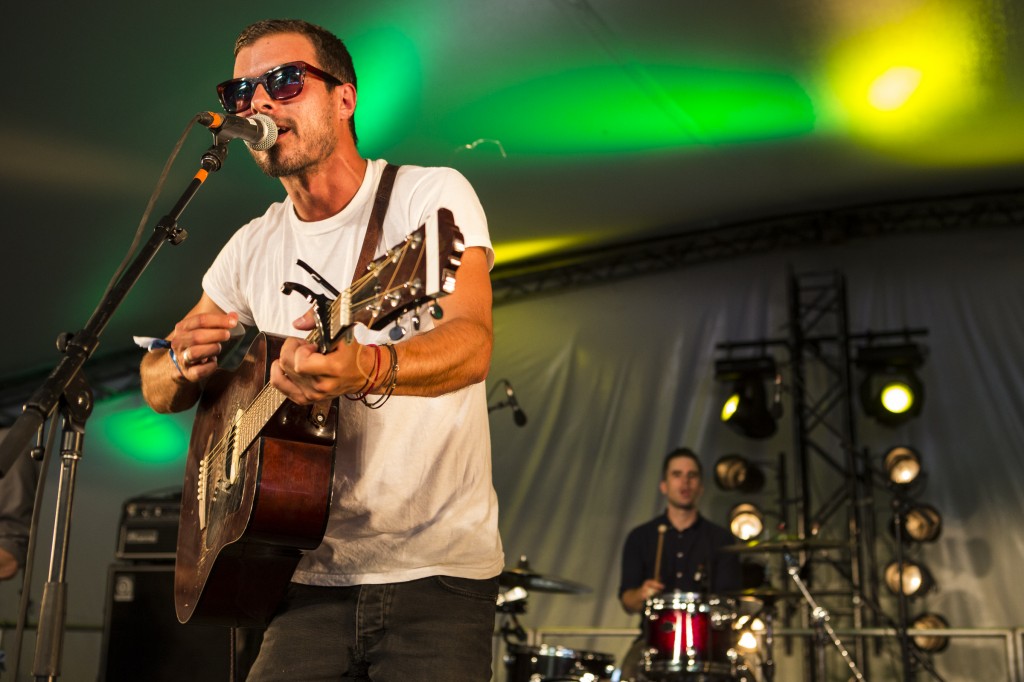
[246,575,499,681]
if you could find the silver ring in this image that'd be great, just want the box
[181,348,192,366]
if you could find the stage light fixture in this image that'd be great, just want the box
[734,614,765,651]
[884,559,934,597]
[899,503,943,543]
[713,455,766,493]
[715,357,778,439]
[910,612,950,653]
[729,503,765,541]
[884,446,922,486]
[856,344,926,426]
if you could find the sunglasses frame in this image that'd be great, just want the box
[217,60,343,114]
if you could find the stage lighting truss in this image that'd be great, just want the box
[715,356,779,439]
[855,343,926,426]
[910,612,951,653]
[884,559,935,598]
[729,503,765,541]
[713,454,766,494]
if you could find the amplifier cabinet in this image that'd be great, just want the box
[115,493,181,561]
[99,564,259,681]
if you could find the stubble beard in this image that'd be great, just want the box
[250,114,338,179]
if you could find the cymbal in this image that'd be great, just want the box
[499,567,592,594]
[719,538,844,554]
[724,587,853,602]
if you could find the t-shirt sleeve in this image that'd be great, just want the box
[395,166,495,271]
[202,227,257,327]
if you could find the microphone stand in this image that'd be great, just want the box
[0,139,230,681]
[782,552,865,682]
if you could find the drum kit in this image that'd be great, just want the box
[498,540,846,682]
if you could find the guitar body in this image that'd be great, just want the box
[175,333,336,626]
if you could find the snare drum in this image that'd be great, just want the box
[505,643,616,681]
[641,592,737,680]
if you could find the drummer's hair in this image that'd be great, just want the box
[662,447,702,479]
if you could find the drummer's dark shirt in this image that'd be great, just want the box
[618,513,742,598]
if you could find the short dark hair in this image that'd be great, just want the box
[234,19,358,144]
[662,447,702,480]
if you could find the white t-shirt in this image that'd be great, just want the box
[202,159,504,585]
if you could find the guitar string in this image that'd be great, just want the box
[200,234,427,477]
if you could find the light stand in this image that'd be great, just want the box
[0,138,231,681]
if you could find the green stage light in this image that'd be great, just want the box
[856,344,926,426]
[715,357,778,439]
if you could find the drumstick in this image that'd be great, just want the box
[652,524,667,584]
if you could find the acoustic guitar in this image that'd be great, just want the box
[174,209,464,626]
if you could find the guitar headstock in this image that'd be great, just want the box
[327,208,464,344]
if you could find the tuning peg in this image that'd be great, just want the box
[389,321,406,341]
[430,301,444,320]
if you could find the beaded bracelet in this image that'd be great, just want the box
[346,344,381,401]
[362,343,398,409]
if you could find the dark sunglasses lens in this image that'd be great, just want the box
[218,80,253,114]
[266,65,305,100]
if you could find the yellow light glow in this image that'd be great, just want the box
[491,235,593,265]
[721,394,740,422]
[868,66,923,111]
[823,1,981,140]
[881,382,914,414]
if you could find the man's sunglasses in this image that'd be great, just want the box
[216,61,343,114]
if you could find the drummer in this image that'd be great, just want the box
[619,447,742,613]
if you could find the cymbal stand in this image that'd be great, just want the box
[760,597,778,682]
[783,553,865,681]
[497,586,530,644]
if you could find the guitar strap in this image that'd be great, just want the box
[352,162,401,284]
[310,163,399,420]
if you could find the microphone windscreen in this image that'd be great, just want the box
[246,113,278,151]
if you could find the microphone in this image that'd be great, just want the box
[197,111,278,151]
[504,381,528,427]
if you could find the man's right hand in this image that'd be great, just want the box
[140,294,235,414]
[168,311,240,383]
[0,546,19,581]
[620,578,666,614]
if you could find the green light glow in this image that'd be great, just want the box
[93,395,191,465]
[444,64,815,156]
[824,1,981,140]
[347,27,424,156]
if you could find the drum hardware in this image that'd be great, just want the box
[504,642,616,682]
[782,552,865,681]
[639,591,739,681]
[500,555,593,595]
[718,538,844,555]
[497,556,613,681]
